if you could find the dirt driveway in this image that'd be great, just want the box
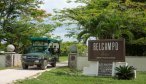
[0,61,68,84]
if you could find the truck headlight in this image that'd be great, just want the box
[22,56,27,59]
[38,57,43,60]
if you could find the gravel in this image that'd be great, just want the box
[0,61,68,84]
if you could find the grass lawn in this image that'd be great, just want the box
[0,67,16,70]
[15,67,146,84]
[0,68,5,70]
[59,55,68,62]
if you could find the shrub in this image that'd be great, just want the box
[115,66,135,80]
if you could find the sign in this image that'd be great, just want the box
[68,53,77,68]
[98,62,112,76]
[88,39,125,62]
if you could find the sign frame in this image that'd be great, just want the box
[88,39,125,62]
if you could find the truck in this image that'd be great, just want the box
[21,37,60,70]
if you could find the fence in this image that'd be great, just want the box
[76,56,146,71]
[0,53,22,68]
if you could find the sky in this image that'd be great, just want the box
[40,0,83,42]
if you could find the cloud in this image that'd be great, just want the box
[52,26,77,42]
[40,0,82,42]
[41,0,83,13]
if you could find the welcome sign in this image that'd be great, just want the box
[88,39,125,62]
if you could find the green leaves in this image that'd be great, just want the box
[115,66,135,80]
[54,0,146,46]
[60,42,87,56]
[0,0,54,53]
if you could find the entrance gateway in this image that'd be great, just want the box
[88,39,125,76]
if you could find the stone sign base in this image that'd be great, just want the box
[68,53,77,68]
[83,61,99,76]
[0,55,6,67]
[83,61,128,76]
[0,53,22,68]
[98,62,112,76]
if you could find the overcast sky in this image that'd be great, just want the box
[40,0,83,42]
[41,0,82,13]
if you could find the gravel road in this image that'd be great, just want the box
[0,61,68,84]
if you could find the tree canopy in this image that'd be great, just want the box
[55,0,146,44]
[0,0,55,53]
[53,0,146,55]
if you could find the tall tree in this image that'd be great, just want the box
[54,0,146,44]
[0,0,54,53]
[9,19,55,53]
[0,0,49,33]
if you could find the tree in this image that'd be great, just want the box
[0,0,54,53]
[60,41,87,56]
[54,0,146,55]
[54,0,146,44]
[0,0,49,28]
[9,19,55,53]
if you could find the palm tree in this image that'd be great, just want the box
[77,11,134,43]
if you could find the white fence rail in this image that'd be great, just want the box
[126,56,146,71]
[0,54,21,68]
[77,56,146,71]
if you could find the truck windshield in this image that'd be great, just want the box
[29,46,47,53]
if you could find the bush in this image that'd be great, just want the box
[115,66,135,80]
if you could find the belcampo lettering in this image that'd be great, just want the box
[93,42,118,51]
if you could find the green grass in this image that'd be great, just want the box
[59,55,68,62]
[15,67,146,84]
[0,67,17,70]
[0,68,5,70]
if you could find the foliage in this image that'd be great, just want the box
[0,0,56,53]
[115,66,136,80]
[59,55,68,62]
[54,0,146,41]
[15,67,146,84]
[54,0,146,55]
[60,42,87,56]
[126,44,146,56]
[0,18,55,53]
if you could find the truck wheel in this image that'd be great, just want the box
[37,65,41,68]
[51,62,56,67]
[41,60,47,70]
[22,64,28,69]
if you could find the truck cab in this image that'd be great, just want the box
[21,37,60,70]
